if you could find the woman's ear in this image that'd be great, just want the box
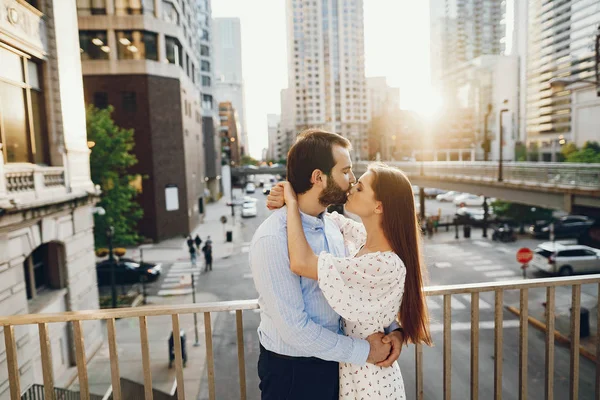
[374,201,383,215]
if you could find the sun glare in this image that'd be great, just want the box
[410,89,444,118]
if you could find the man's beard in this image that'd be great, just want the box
[318,175,348,206]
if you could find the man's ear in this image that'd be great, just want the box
[310,169,325,187]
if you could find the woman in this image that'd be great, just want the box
[269,163,432,399]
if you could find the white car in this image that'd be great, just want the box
[241,201,258,218]
[530,242,600,276]
[453,194,488,207]
[245,183,256,194]
[436,191,462,202]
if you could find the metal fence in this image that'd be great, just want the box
[2,277,600,400]
[21,384,103,400]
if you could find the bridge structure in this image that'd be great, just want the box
[232,161,600,214]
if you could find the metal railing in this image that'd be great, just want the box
[21,384,103,400]
[1,277,599,400]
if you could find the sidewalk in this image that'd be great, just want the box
[70,196,245,398]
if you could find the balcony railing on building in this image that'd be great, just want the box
[1,276,600,400]
[2,164,66,201]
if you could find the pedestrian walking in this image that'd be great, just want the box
[202,242,213,272]
[188,243,197,267]
[194,234,202,250]
[205,235,212,246]
[186,235,194,249]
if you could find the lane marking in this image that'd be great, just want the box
[484,270,517,278]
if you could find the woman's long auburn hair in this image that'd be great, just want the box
[369,164,433,346]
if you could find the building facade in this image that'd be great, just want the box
[526,0,600,160]
[286,0,370,160]
[219,102,241,166]
[0,0,102,394]
[77,0,206,241]
[198,0,221,202]
[366,77,399,119]
[213,18,248,156]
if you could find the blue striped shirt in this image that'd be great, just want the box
[249,207,370,365]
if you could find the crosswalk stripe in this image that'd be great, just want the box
[473,265,504,271]
[167,269,201,275]
[474,241,492,247]
[161,282,190,289]
[459,294,492,309]
[446,252,474,258]
[243,273,253,279]
[426,298,441,310]
[434,262,452,269]
[484,270,517,278]
[498,247,512,254]
[494,277,520,281]
[157,288,193,296]
[450,297,466,310]
[465,259,493,266]
[430,319,520,332]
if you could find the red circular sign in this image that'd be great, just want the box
[516,248,533,264]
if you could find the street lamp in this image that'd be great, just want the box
[483,104,492,162]
[498,100,509,182]
[106,226,117,309]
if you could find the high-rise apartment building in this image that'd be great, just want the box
[219,102,242,166]
[77,0,206,241]
[213,18,248,156]
[266,114,285,161]
[280,88,297,156]
[366,77,400,118]
[198,0,222,201]
[526,0,600,161]
[1,0,102,392]
[287,0,370,160]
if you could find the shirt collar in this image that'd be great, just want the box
[299,209,326,230]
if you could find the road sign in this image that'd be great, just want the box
[516,248,534,264]
[220,215,228,224]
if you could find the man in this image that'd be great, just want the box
[250,129,404,400]
[194,234,202,250]
[202,242,213,272]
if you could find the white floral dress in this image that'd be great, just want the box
[319,212,407,399]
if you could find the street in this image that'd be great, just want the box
[151,183,597,400]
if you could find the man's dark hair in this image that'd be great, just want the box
[286,129,351,195]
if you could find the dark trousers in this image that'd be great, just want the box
[204,257,212,271]
[258,345,339,400]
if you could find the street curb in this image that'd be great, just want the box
[506,306,597,363]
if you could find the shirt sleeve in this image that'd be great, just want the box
[327,211,367,249]
[317,252,406,322]
[250,235,370,365]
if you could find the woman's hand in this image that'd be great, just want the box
[266,183,286,210]
[281,181,298,206]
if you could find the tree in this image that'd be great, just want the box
[87,105,143,247]
[564,141,600,163]
[240,154,260,166]
[492,200,553,227]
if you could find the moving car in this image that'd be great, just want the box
[453,194,489,207]
[96,259,162,286]
[263,184,272,195]
[530,242,600,276]
[455,207,495,227]
[529,215,595,239]
[241,201,258,218]
[245,183,256,194]
[423,188,446,199]
[436,191,463,202]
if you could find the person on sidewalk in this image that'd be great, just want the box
[186,235,194,249]
[206,235,213,246]
[194,234,202,250]
[250,129,405,400]
[202,242,213,271]
[188,242,197,267]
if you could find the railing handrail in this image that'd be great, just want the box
[4,163,65,174]
[3,276,600,326]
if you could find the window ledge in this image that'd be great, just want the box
[28,288,68,315]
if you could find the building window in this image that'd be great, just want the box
[202,94,213,110]
[201,60,210,72]
[0,47,49,165]
[23,243,65,300]
[191,64,196,83]
[165,36,182,65]
[77,0,107,15]
[79,31,110,60]
[122,92,137,112]
[202,75,211,87]
[115,0,154,15]
[201,45,210,56]
[116,31,158,61]
[202,29,210,41]
[94,92,109,109]
[162,0,179,24]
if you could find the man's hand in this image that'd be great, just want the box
[266,183,285,210]
[375,330,404,367]
[366,332,392,365]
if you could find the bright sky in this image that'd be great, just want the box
[212,0,433,159]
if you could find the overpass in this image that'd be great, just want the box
[232,161,600,213]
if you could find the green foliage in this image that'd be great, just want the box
[240,154,260,166]
[87,105,143,247]
[492,200,553,224]
[564,141,600,163]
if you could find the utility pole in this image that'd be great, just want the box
[107,226,117,309]
[498,100,509,182]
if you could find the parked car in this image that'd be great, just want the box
[241,201,258,218]
[96,259,162,286]
[530,242,600,276]
[263,184,272,195]
[455,207,495,227]
[529,215,595,239]
[436,191,463,202]
[492,224,516,242]
[245,183,256,194]
[453,194,487,207]
[424,188,446,199]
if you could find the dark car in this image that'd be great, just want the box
[96,259,162,286]
[455,207,496,227]
[529,215,595,239]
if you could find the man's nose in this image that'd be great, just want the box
[349,172,357,184]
